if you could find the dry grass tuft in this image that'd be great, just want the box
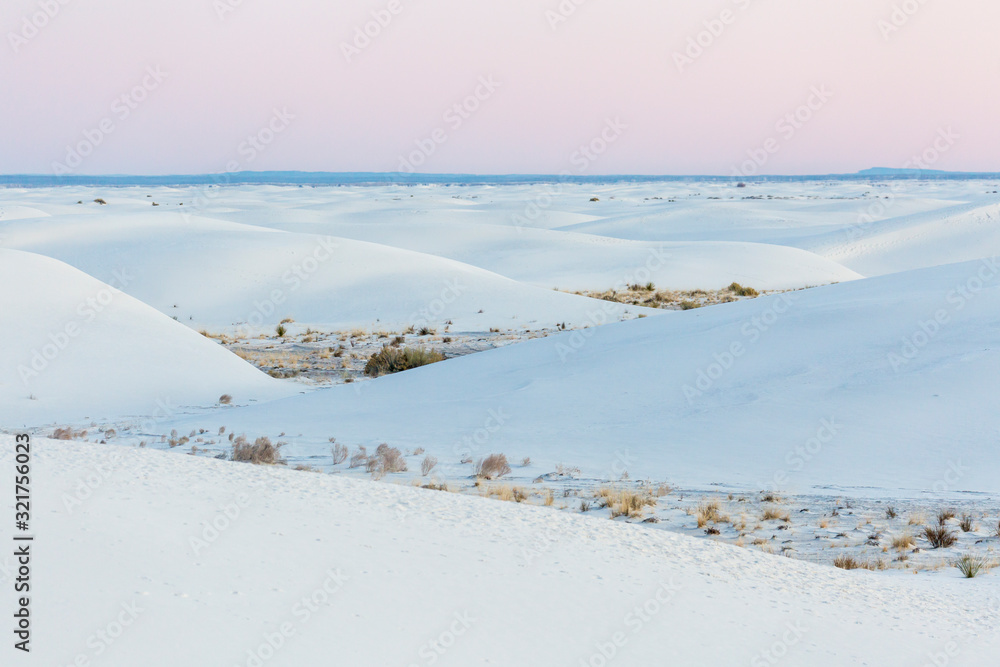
[834,555,887,571]
[52,427,87,440]
[598,487,656,519]
[924,526,958,549]
[230,435,284,465]
[761,506,790,522]
[420,455,438,476]
[891,534,917,551]
[474,453,511,480]
[364,346,445,377]
[331,442,348,465]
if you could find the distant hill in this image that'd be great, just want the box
[1,169,998,187]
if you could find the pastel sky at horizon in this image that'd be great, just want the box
[2,0,997,176]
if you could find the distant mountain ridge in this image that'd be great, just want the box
[1,169,998,188]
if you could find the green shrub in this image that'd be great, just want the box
[364,346,444,377]
[727,282,760,297]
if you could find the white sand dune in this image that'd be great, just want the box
[6,436,997,666]
[0,211,649,331]
[170,258,1000,495]
[805,201,1000,276]
[0,248,291,427]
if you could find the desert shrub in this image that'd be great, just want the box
[924,526,958,549]
[275,324,287,337]
[679,300,699,310]
[219,394,232,405]
[705,527,721,535]
[761,506,790,522]
[696,500,724,527]
[521,457,531,467]
[580,500,591,512]
[93,198,107,205]
[371,444,407,474]
[959,514,975,532]
[891,534,916,550]
[413,447,425,455]
[885,506,897,519]
[418,326,435,336]
[601,488,656,519]
[938,510,956,526]
[834,555,886,571]
[364,346,444,377]
[421,455,438,476]
[955,554,992,578]
[332,442,348,465]
[52,427,87,440]
[349,446,368,469]
[727,282,759,297]
[474,453,511,480]
[231,435,283,465]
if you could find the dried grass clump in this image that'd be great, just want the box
[695,500,725,527]
[761,506,790,522]
[219,394,233,405]
[230,435,284,465]
[924,526,958,549]
[364,346,444,377]
[349,445,368,469]
[599,487,656,519]
[891,534,916,550]
[834,555,887,571]
[372,443,407,474]
[959,514,975,532]
[331,442,348,465]
[938,510,956,526]
[727,282,760,297]
[52,427,87,440]
[474,453,511,480]
[421,455,438,476]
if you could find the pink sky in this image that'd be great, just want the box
[2,0,997,175]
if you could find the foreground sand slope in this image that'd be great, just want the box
[3,437,997,666]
